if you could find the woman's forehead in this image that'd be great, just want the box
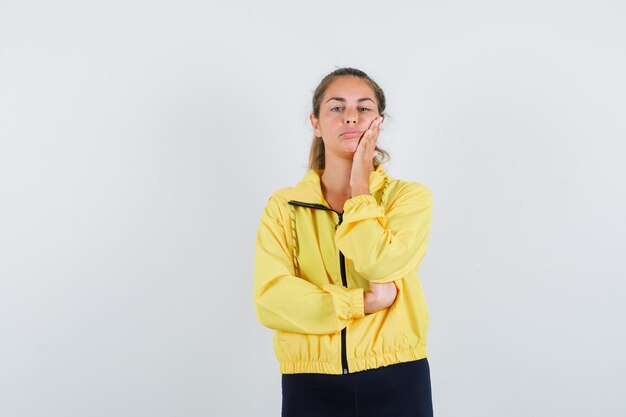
[323,78,376,103]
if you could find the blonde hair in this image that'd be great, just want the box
[308,67,391,170]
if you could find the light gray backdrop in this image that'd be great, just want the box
[1,1,624,416]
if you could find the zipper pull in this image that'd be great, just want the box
[335,212,343,229]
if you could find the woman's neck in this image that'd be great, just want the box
[320,158,353,197]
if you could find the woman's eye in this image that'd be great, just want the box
[330,107,371,112]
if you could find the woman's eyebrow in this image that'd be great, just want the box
[325,97,375,104]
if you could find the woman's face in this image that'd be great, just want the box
[310,76,381,157]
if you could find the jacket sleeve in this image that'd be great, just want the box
[253,196,365,335]
[334,183,433,283]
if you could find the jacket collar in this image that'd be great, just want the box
[288,164,390,207]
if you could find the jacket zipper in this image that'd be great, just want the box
[288,200,350,375]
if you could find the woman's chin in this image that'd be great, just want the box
[341,139,359,153]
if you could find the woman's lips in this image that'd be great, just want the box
[340,131,362,138]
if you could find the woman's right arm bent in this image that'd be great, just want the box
[254,196,366,335]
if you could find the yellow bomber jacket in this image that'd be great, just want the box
[253,164,433,375]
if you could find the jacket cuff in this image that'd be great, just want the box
[342,195,385,223]
[344,194,377,209]
[349,287,365,319]
[321,284,365,321]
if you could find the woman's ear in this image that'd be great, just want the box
[309,113,321,137]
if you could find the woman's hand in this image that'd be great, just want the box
[350,116,384,196]
[363,281,398,314]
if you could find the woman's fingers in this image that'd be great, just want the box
[350,115,384,189]
[369,281,398,309]
[369,116,383,156]
[364,280,398,314]
[360,116,383,157]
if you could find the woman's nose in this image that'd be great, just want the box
[344,109,358,124]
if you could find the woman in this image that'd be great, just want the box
[254,67,434,417]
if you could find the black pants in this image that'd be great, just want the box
[281,358,433,417]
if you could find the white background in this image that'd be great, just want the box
[1,1,625,416]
